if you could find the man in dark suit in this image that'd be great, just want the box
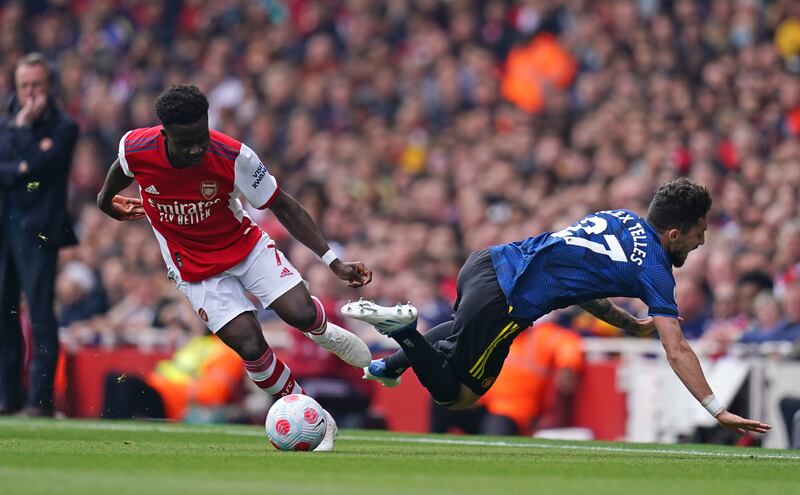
[0,52,79,416]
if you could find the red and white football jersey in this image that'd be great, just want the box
[118,126,279,282]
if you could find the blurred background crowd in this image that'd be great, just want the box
[3,0,800,430]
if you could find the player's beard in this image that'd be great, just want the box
[668,247,688,267]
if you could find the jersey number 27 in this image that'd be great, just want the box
[552,216,627,262]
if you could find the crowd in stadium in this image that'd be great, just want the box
[2,0,799,359]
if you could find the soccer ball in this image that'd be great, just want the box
[265,394,327,451]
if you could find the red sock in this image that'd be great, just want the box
[305,296,327,335]
[243,347,303,399]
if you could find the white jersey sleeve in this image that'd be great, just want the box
[234,143,279,209]
[117,131,134,177]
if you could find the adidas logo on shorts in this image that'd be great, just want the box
[280,267,293,278]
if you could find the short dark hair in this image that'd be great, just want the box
[154,84,209,126]
[646,178,712,232]
[737,270,774,292]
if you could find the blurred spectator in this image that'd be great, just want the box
[0,52,78,416]
[0,1,796,386]
[751,291,783,335]
[675,276,712,339]
[55,260,106,327]
[102,333,244,421]
[735,271,774,319]
[740,279,800,343]
[699,282,750,352]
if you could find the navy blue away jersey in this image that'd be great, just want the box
[489,209,678,320]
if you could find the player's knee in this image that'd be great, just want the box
[291,297,325,332]
[228,332,267,361]
[228,333,266,361]
[292,309,317,331]
[217,314,268,360]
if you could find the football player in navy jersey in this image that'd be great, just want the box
[344,179,770,435]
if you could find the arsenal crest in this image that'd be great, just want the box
[200,180,218,200]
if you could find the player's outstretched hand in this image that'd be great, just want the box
[716,410,772,435]
[625,316,657,336]
[330,260,372,288]
[109,195,146,221]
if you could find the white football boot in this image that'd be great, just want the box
[313,409,338,452]
[306,323,372,368]
[340,299,419,336]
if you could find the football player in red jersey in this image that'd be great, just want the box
[96,85,370,448]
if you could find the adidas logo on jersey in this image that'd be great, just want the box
[280,267,293,278]
[145,185,160,195]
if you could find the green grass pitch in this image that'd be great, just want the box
[1,418,798,495]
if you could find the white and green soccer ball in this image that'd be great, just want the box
[265,394,327,451]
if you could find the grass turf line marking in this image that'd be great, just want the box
[349,435,800,460]
[2,419,798,461]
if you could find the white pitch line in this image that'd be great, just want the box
[347,434,800,460]
[2,419,799,460]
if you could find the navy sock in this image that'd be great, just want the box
[389,321,461,405]
[384,320,456,376]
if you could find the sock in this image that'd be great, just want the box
[384,320,456,377]
[243,347,303,400]
[305,296,327,336]
[302,297,354,344]
[390,321,461,405]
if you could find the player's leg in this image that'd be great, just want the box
[269,283,370,367]
[365,320,457,386]
[342,300,463,406]
[215,309,341,451]
[345,249,529,410]
[434,249,531,410]
[174,270,304,399]
[235,237,370,367]
[216,311,304,398]
[216,311,339,451]
[343,248,498,407]
[175,271,338,451]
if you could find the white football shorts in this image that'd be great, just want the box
[173,234,304,332]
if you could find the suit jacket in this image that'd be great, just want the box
[0,96,79,248]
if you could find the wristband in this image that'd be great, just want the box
[701,394,724,418]
[321,249,338,266]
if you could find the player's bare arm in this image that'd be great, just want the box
[96,158,145,222]
[579,299,655,336]
[653,316,771,435]
[268,189,372,288]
